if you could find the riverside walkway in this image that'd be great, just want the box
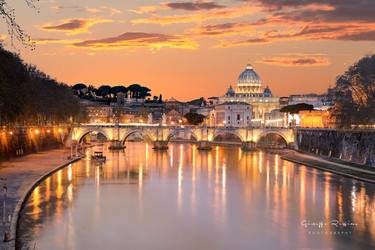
[0,149,79,250]
[282,151,375,183]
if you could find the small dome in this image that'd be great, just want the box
[264,86,272,97]
[237,64,262,87]
[225,85,235,96]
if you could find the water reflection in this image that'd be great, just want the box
[17,143,375,250]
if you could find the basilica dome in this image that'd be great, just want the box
[237,64,262,87]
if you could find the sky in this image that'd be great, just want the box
[1,0,375,101]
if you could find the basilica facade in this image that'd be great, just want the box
[219,64,280,126]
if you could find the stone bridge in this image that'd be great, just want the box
[70,124,296,151]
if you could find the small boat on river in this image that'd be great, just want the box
[91,151,106,162]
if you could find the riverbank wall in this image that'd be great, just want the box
[0,127,70,160]
[296,128,375,167]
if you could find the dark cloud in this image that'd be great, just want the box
[72,32,197,49]
[43,19,86,31]
[166,1,225,11]
[248,0,375,23]
[41,19,112,35]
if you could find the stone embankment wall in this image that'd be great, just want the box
[297,129,375,167]
[0,127,70,160]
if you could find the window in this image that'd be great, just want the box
[237,114,240,120]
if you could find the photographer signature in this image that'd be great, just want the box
[301,220,358,229]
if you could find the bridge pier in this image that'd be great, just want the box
[109,140,126,150]
[241,141,256,152]
[197,141,212,151]
[153,140,169,150]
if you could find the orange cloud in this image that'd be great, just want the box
[257,54,331,67]
[189,22,261,37]
[33,38,82,45]
[71,32,198,50]
[216,22,375,47]
[52,5,122,16]
[131,5,260,25]
[41,18,113,35]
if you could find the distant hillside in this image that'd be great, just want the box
[0,46,83,125]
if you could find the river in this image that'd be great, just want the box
[17,143,375,250]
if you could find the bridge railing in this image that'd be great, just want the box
[76,123,292,130]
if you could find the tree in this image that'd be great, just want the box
[0,45,83,125]
[72,83,87,90]
[140,86,151,99]
[97,85,112,98]
[0,0,38,45]
[184,112,205,125]
[332,55,375,127]
[127,84,142,98]
[111,86,127,95]
[280,103,314,114]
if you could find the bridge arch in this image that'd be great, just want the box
[212,130,244,142]
[165,128,198,142]
[121,129,153,145]
[76,128,111,144]
[256,130,289,148]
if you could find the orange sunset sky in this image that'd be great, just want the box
[1,0,375,100]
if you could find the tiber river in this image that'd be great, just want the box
[17,143,375,250]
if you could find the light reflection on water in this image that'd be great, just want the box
[17,143,375,250]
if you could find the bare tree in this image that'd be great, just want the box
[0,0,38,46]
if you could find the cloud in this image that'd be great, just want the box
[130,5,162,15]
[257,54,330,67]
[85,6,122,16]
[200,0,375,47]
[41,18,113,35]
[33,38,82,45]
[71,32,198,50]
[218,22,375,47]
[52,5,122,16]
[131,5,259,25]
[249,0,375,23]
[189,21,265,37]
[165,1,225,11]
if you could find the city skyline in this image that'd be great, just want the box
[1,0,375,100]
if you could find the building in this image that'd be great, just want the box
[165,109,183,125]
[86,105,113,123]
[207,97,220,106]
[209,102,252,127]
[219,64,280,126]
[279,97,289,107]
[299,110,335,128]
[287,87,335,110]
[165,97,192,115]
[288,94,325,109]
[264,109,287,128]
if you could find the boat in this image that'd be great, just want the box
[91,151,107,162]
